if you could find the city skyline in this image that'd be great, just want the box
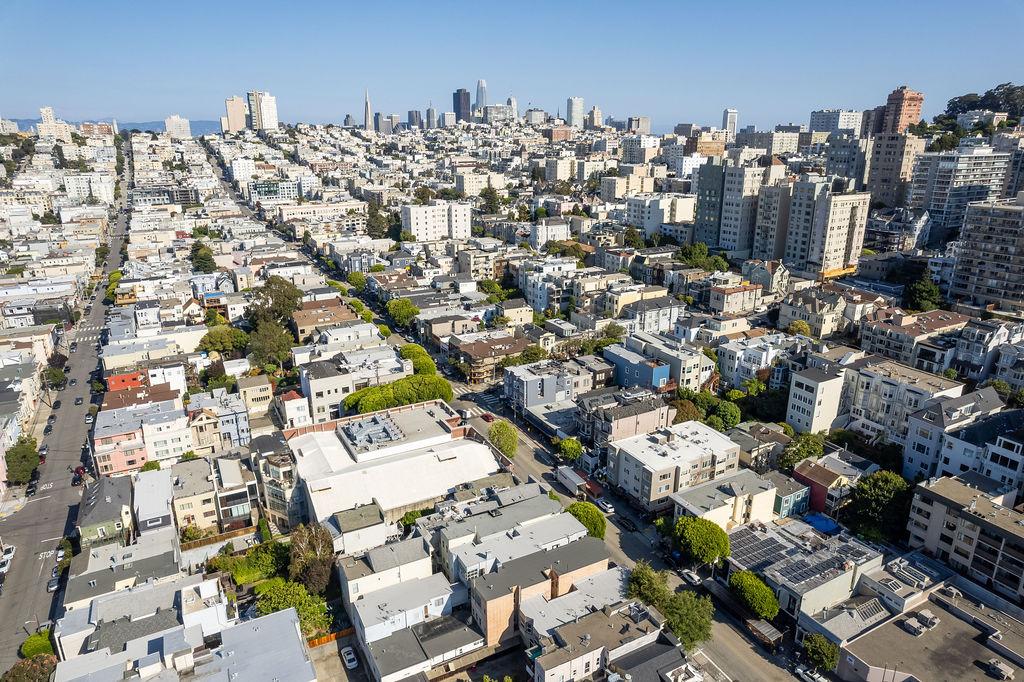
[5,0,1023,131]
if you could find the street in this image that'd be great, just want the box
[0,153,130,670]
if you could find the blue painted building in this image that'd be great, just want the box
[603,344,671,392]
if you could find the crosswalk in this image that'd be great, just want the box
[72,324,104,343]
[450,384,502,417]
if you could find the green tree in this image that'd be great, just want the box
[344,374,453,413]
[627,560,671,608]
[347,271,367,292]
[662,592,714,650]
[520,345,548,363]
[139,461,161,472]
[729,570,779,620]
[205,309,228,327]
[986,379,1012,399]
[248,320,294,366]
[288,523,335,595]
[386,298,420,327]
[249,276,302,327]
[377,324,392,337]
[566,501,606,539]
[43,367,65,388]
[18,631,53,659]
[845,470,912,542]
[257,518,272,543]
[479,186,501,214]
[413,186,435,205]
[712,401,742,429]
[942,368,959,380]
[786,320,812,337]
[778,432,825,472]
[1,654,57,681]
[254,578,330,636]
[623,227,645,248]
[558,437,583,462]
[360,309,374,323]
[488,420,518,460]
[803,633,839,672]
[190,242,217,273]
[704,415,725,431]
[604,322,626,340]
[674,516,731,565]
[197,326,249,355]
[904,275,942,312]
[671,399,704,424]
[4,436,38,484]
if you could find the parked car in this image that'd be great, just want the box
[680,570,703,586]
[69,378,77,387]
[50,566,59,580]
[55,548,66,563]
[71,474,83,487]
[594,497,614,514]
[481,412,495,423]
[84,414,94,424]
[38,445,48,457]
[46,578,60,593]
[794,665,825,682]
[52,400,61,410]
[340,647,359,670]
[617,516,638,533]
[43,425,53,436]
[26,483,37,497]
[1,545,14,560]
[74,397,84,405]
[0,558,11,574]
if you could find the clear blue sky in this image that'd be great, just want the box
[6,0,1022,132]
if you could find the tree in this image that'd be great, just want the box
[1,654,57,682]
[386,298,420,327]
[257,517,272,543]
[786,320,812,337]
[197,326,249,355]
[360,309,374,323]
[347,271,367,292]
[712,401,742,430]
[413,186,435,205]
[520,345,548,363]
[729,570,779,620]
[904,275,942,312]
[18,631,53,659]
[43,367,65,388]
[377,324,392,338]
[778,432,825,472]
[558,437,583,462]
[190,243,217,273]
[140,461,161,472]
[662,592,714,650]
[604,322,626,340]
[248,320,293,366]
[623,227,645,249]
[845,470,912,542]
[942,368,959,380]
[986,379,1012,399]
[674,516,730,565]
[567,501,606,539]
[4,436,38,484]
[288,523,335,595]
[479,186,501,214]
[671,399,704,424]
[249,276,302,327]
[803,633,839,672]
[704,415,725,431]
[488,420,518,460]
[254,578,330,636]
[627,560,671,608]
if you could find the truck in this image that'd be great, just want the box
[555,466,586,498]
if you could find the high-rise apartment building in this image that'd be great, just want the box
[163,114,191,140]
[400,201,472,241]
[718,158,787,255]
[475,79,488,111]
[222,96,248,134]
[628,116,651,134]
[993,130,1024,198]
[621,134,659,164]
[753,178,795,260]
[910,143,1010,245]
[566,97,585,129]
[694,158,726,247]
[586,106,603,130]
[809,109,863,135]
[364,90,372,131]
[246,91,278,131]
[882,86,924,134]
[722,108,738,143]
[783,174,870,279]
[866,133,925,208]
[453,89,471,123]
[825,134,873,190]
[950,192,1024,315]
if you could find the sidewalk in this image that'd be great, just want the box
[0,488,27,521]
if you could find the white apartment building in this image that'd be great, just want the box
[786,367,846,434]
[718,161,786,255]
[625,193,696,238]
[246,90,278,131]
[400,200,471,241]
[164,114,191,140]
[64,173,116,204]
[455,171,506,196]
[783,174,870,279]
[718,332,793,388]
[566,97,585,129]
[545,158,574,183]
[621,135,660,164]
[606,421,740,513]
[809,109,864,135]
[662,146,706,179]
[529,219,570,251]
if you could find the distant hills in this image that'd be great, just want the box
[9,118,222,136]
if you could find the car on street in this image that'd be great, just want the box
[593,497,614,514]
[617,516,638,533]
[51,566,59,579]
[794,665,826,682]
[43,424,53,435]
[70,342,78,351]
[481,412,495,422]
[39,445,48,457]
[52,400,61,409]
[47,415,56,425]
[46,578,60,593]
[74,396,84,405]
[1,545,14,560]
[71,474,83,486]
[680,570,702,586]
[0,558,11,574]
[84,414,94,424]
[55,548,66,563]
[340,647,359,670]
[26,483,37,497]
[69,378,77,387]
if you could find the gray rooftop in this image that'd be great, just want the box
[670,469,775,516]
[474,537,609,597]
[77,476,133,529]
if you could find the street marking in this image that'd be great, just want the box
[40,482,53,491]
[39,537,63,544]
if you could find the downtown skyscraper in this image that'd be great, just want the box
[566,96,584,128]
[364,90,372,131]
[453,88,471,122]
[475,79,488,111]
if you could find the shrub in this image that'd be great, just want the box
[566,501,606,539]
[729,570,779,620]
[19,631,53,659]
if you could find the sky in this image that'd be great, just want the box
[6,0,1023,133]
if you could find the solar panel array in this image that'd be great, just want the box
[730,527,792,572]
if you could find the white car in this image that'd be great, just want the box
[340,646,359,670]
[594,498,614,514]
[794,665,825,682]
[0,558,11,574]
[1,545,14,560]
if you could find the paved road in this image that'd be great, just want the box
[0,153,131,670]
